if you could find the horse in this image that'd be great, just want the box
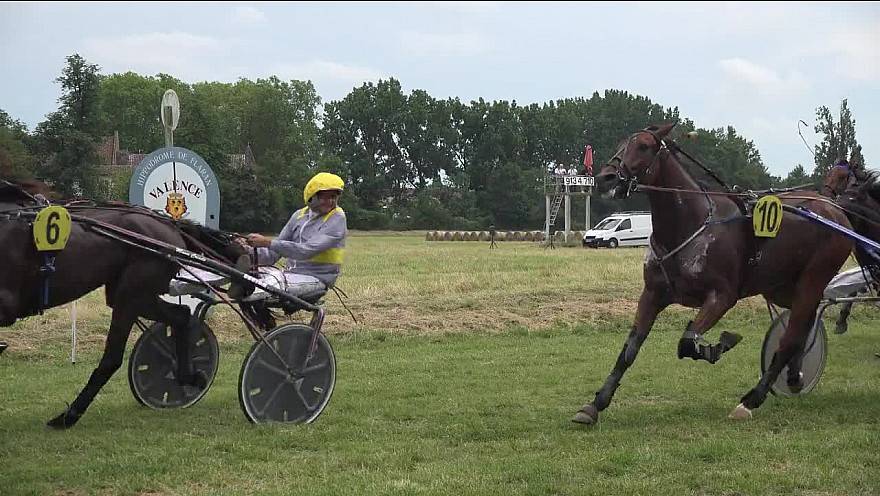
[821,158,871,334]
[572,123,854,425]
[822,157,865,200]
[0,175,248,429]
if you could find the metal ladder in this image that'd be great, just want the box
[547,194,564,230]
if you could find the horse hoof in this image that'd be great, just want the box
[728,403,753,420]
[45,413,77,430]
[572,404,599,425]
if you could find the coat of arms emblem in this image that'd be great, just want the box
[165,192,188,220]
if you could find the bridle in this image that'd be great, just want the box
[606,128,668,198]
[824,165,856,199]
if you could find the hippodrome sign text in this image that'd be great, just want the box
[563,176,595,187]
[129,147,220,229]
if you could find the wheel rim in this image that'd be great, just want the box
[239,323,336,424]
[761,310,827,397]
[128,321,219,409]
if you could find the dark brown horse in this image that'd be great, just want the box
[822,158,865,199]
[821,158,869,334]
[0,176,247,429]
[573,123,854,424]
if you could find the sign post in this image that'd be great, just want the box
[129,90,222,313]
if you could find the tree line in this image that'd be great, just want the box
[0,54,866,232]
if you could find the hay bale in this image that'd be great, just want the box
[477,231,488,241]
[443,231,453,241]
[452,231,463,241]
[425,232,434,241]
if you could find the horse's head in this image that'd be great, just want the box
[822,158,860,199]
[597,123,676,198]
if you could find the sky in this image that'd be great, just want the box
[1,1,878,177]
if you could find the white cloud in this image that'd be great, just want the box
[232,6,265,24]
[718,58,810,96]
[398,32,491,57]
[278,60,384,83]
[821,24,880,81]
[423,1,502,15]
[82,32,223,81]
[275,60,387,104]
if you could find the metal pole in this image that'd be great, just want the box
[545,195,551,242]
[585,188,591,230]
[70,302,77,364]
[564,189,571,244]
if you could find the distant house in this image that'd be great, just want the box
[96,132,256,171]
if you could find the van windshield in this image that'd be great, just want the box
[594,218,620,230]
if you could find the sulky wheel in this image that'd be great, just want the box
[128,320,219,409]
[238,323,336,424]
[761,309,827,398]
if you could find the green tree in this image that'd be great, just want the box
[33,54,102,197]
[812,99,864,185]
[0,109,37,177]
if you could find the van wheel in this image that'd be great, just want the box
[608,238,619,249]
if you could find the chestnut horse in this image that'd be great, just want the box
[0,176,247,429]
[573,123,853,424]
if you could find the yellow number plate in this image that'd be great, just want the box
[753,196,782,238]
[33,206,72,251]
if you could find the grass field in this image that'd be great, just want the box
[1,235,879,495]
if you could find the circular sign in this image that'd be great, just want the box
[33,206,72,251]
[129,147,220,229]
[160,89,180,131]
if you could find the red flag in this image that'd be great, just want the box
[583,145,593,176]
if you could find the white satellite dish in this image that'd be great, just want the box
[160,89,180,131]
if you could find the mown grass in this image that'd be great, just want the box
[1,235,878,495]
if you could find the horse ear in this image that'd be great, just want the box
[656,123,676,139]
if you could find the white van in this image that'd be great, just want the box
[582,212,652,248]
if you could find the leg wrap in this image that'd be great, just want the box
[677,322,742,364]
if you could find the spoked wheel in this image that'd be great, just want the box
[761,309,827,397]
[238,323,336,424]
[128,320,220,409]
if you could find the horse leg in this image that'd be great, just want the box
[46,306,138,429]
[138,297,208,389]
[573,288,667,425]
[834,292,856,335]
[734,275,826,419]
[677,290,740,364]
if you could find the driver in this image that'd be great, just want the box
[232,172,348,301]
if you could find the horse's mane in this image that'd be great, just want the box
[0,172,241,264]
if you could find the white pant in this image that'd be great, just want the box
[824,267,872,299]
[242,267,326,301]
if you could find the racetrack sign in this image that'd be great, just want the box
[753,195,782,238]
[33,206,72,251]
[563,176,595,187]
[129,147,220,229]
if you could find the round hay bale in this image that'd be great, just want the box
[464,231,475,241]
[443,231,453,241]
[553,231,565,242]
[425,232,433,241]
[477,231,488,241]
[452,231,463,241]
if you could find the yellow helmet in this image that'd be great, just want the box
[303,172,344,204]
